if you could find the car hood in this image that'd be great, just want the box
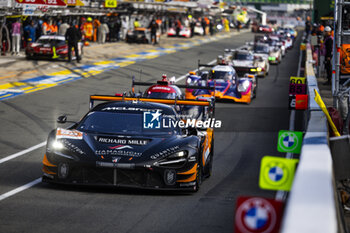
[52,129,196,164]
[208,80,232,92]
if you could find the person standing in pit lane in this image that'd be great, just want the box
[24,20,36,45]
[149,18,158,45]
[11,19,22,56]
[98,19,109,44]
[65,21,82,63]
[323,26,333,85]
[58,20,69,36]
[121,17,128,41]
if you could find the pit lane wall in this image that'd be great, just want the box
[280,43,338,233]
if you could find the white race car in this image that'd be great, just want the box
[167,26,191,38]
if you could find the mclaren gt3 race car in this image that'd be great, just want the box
[185,64,257,104]
[42,96,215,191]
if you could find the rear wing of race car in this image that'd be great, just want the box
[198,60,258,77]
[89,95,215,113]
[198,60,216,68]
[232,66,260,77]
[131,76,215,92]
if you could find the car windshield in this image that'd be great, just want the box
[147,92,177,99]
[37,38,65,46]
[254,45,269,54]
[210,70,233,80]
[77,111,178,135]
[234,53,253,60]
[135,30,146,36]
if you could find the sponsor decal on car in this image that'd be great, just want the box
[150,146,180,159]
[62,140,85,155]
[96,136,150,146]
[56,128,83,140]
[112,157,121,163]
[108,145,133,150]
[101,107,161,112]
[150,86,172,91]
[95,150,142,157]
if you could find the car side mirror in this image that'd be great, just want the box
[57,115,67,124]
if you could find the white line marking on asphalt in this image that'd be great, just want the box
[0,141,46,164]
[0,89,24,93]
[0,178,41,202]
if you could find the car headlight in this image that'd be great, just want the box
[156,150,189,166]
[187,77,192,85]
[168,150,188,159]
[237,80,250,92]
[52,140,64,150]
[257,67,262,72]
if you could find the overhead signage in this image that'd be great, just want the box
[45,0,66,6]
[105,0,116,7]
[277,130,303,154]
[235,196,284,233]
[259,156,299,191]
[16,0,66,6]
[65,0,84,5]
[16,0,46,5]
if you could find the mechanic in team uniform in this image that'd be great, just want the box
[323,26,333,85]
[65,22,82,63]
[149,19,158,45]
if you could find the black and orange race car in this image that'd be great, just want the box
[42,95,216,191]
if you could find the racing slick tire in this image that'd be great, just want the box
[204,136,214,178]
[254,77,258,98]
[193,163,202,192]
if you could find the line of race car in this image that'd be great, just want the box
[41,32,296,192]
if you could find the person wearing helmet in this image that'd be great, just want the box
[323,26,333,85]
[83,17,93,41]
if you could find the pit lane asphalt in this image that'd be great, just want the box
[0,31,300,233]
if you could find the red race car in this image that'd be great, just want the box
[25,35,82,60]
[257,25,274,33]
